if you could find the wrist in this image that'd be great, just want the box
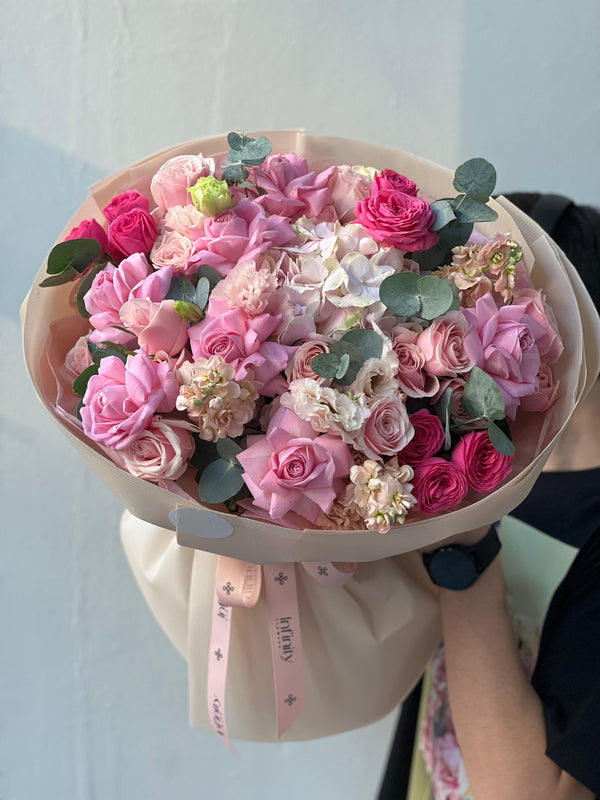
[422,524,502,591]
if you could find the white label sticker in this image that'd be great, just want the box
[170,508,234,540]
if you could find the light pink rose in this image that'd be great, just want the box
[355,189,437,252]
[120,419,195,481]
[81,349,179,450]
[512,288,563,364]
[520,363,559,413]
[65,218,109,255]
[236,406,354,524]
[417,312,475,378]
[253,154,335,220]
[192,199,295,277]
[162,204,205,239]
[397,409,445,465]
[372,169,418,197]
[392,326,440,397]
[285,339,329,383]
[462,293,543,419]
[413,457,469,514]
[151,154,215,210]
[108,207,158,262]
[452,430,514,493]
[188,307,294,397]
[103,190,149,223]
[327,165,372,223]
[119,299,189,357]
[150,230,197,276]
[64,335,93,379]
[352,395,414,460]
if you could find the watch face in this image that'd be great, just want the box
[429,548,478,590]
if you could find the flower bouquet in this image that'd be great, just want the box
[23,130,600,741]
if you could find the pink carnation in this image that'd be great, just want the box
[81,350,179,450]
[236,406,354,524]
[253,154,335,220]
[191,199,295,277]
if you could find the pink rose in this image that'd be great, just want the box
[108,208,158,262]
[150,230,197,276]
[236,406,354,523]
[151,154,215,210]
[188,307,294,397]
[452,430,514,493]
[64,335,93,379]
[352,396,414,460]
[397,409,445,465]
[462,293,543,419]
[326,165,372,223]
[192,199,295,277]
[119,299,189,357]
[413,457,468,514]
[119,419,195,482]
[372,169,418,197]
[65,218,109,254]
[520,363,559,413]
[253,154,335,220]
[355,189,437,251]
[81,349,179,450]
[392,326,440,397]
[417,312,475,377]
[285,340,329,383]
[103,190,149,223]
[512,288,563,364]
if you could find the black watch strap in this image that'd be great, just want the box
[422,525,502,590]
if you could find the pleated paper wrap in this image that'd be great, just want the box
[23,131,600,741]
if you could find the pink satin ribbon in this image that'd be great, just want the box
[207,558,357,745]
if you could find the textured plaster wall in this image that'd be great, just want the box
[1,1,599,799]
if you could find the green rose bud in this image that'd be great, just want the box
[188,176,234,216]
[173,300,204,323]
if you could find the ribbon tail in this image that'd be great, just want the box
[264,563,305,738]
[207,582,234,751]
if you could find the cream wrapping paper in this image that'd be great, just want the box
[22,132,600,740]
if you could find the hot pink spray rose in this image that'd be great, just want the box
[253,154,335,220]
[397,409,445,465]
[188,307,294,397]
[191,199,295,276]
[81,349,179,450]
[65,218,109,254]
[452,430,514,493]
[236,406,354,524]
[417,311,475,378]
[413,457,468,514]
[355,184,437,251]
[372,169,418,197]
[108,207,158,262]
[119,419,195,482]
[462,293,544,419]
[151,154,215,210]
[119,299,190,357]
[103,190,149,222]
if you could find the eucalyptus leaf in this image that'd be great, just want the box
[379,272,422,317]
[72,364,99,397]
[462,367,506,422]
[453,158,497,199]
[166,276,196,302]
[329,340,365,384]
[47,238,102,275]
[198,458,245,504]
[437,221,474,250]
[435,387,453,450]
[452,195,498,224]
[76,262,106,317]
[227,132,243,150]
[239,136,272,165]
[194,276,210,310]
[410,244,448,270]
[488,419,516,456]
[335,353,351,379]
[216,437,244,462]
[430,199,457,231]
[311,353,345,380]
[222,165,249,185]
[341,328,383,361]
[196,264,222,290]
[39,266,79,287]
[417,276,455,320]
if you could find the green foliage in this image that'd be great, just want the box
[196,264,222,291]
[47,238,102,275]
[340,328,383,361]
[166,276,196,302]
[92,341,131,364]
[453,158,497,200]
[430,199,456,231]
[39,267,79,287]
[220,132,273,186]
[216,437,245,461]
[311,329,385,385]
[462,367,505,422]
[174,300,204,323]
[452,195,498,225]
[434,386,453,450]
[72,364,99,397]
[488,419,516,456]
[198,458,245,504]
[194,277,211,310]
[76,262,107,318]
[379,272,458,320]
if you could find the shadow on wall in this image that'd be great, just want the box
[0,125,104,319]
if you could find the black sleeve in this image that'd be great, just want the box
[531,529,600,796]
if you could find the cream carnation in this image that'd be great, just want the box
[210,259,279,316]
[280,378,368,440]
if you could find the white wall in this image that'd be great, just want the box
[2,2,599,799]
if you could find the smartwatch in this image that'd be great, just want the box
[422,525,501,590]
